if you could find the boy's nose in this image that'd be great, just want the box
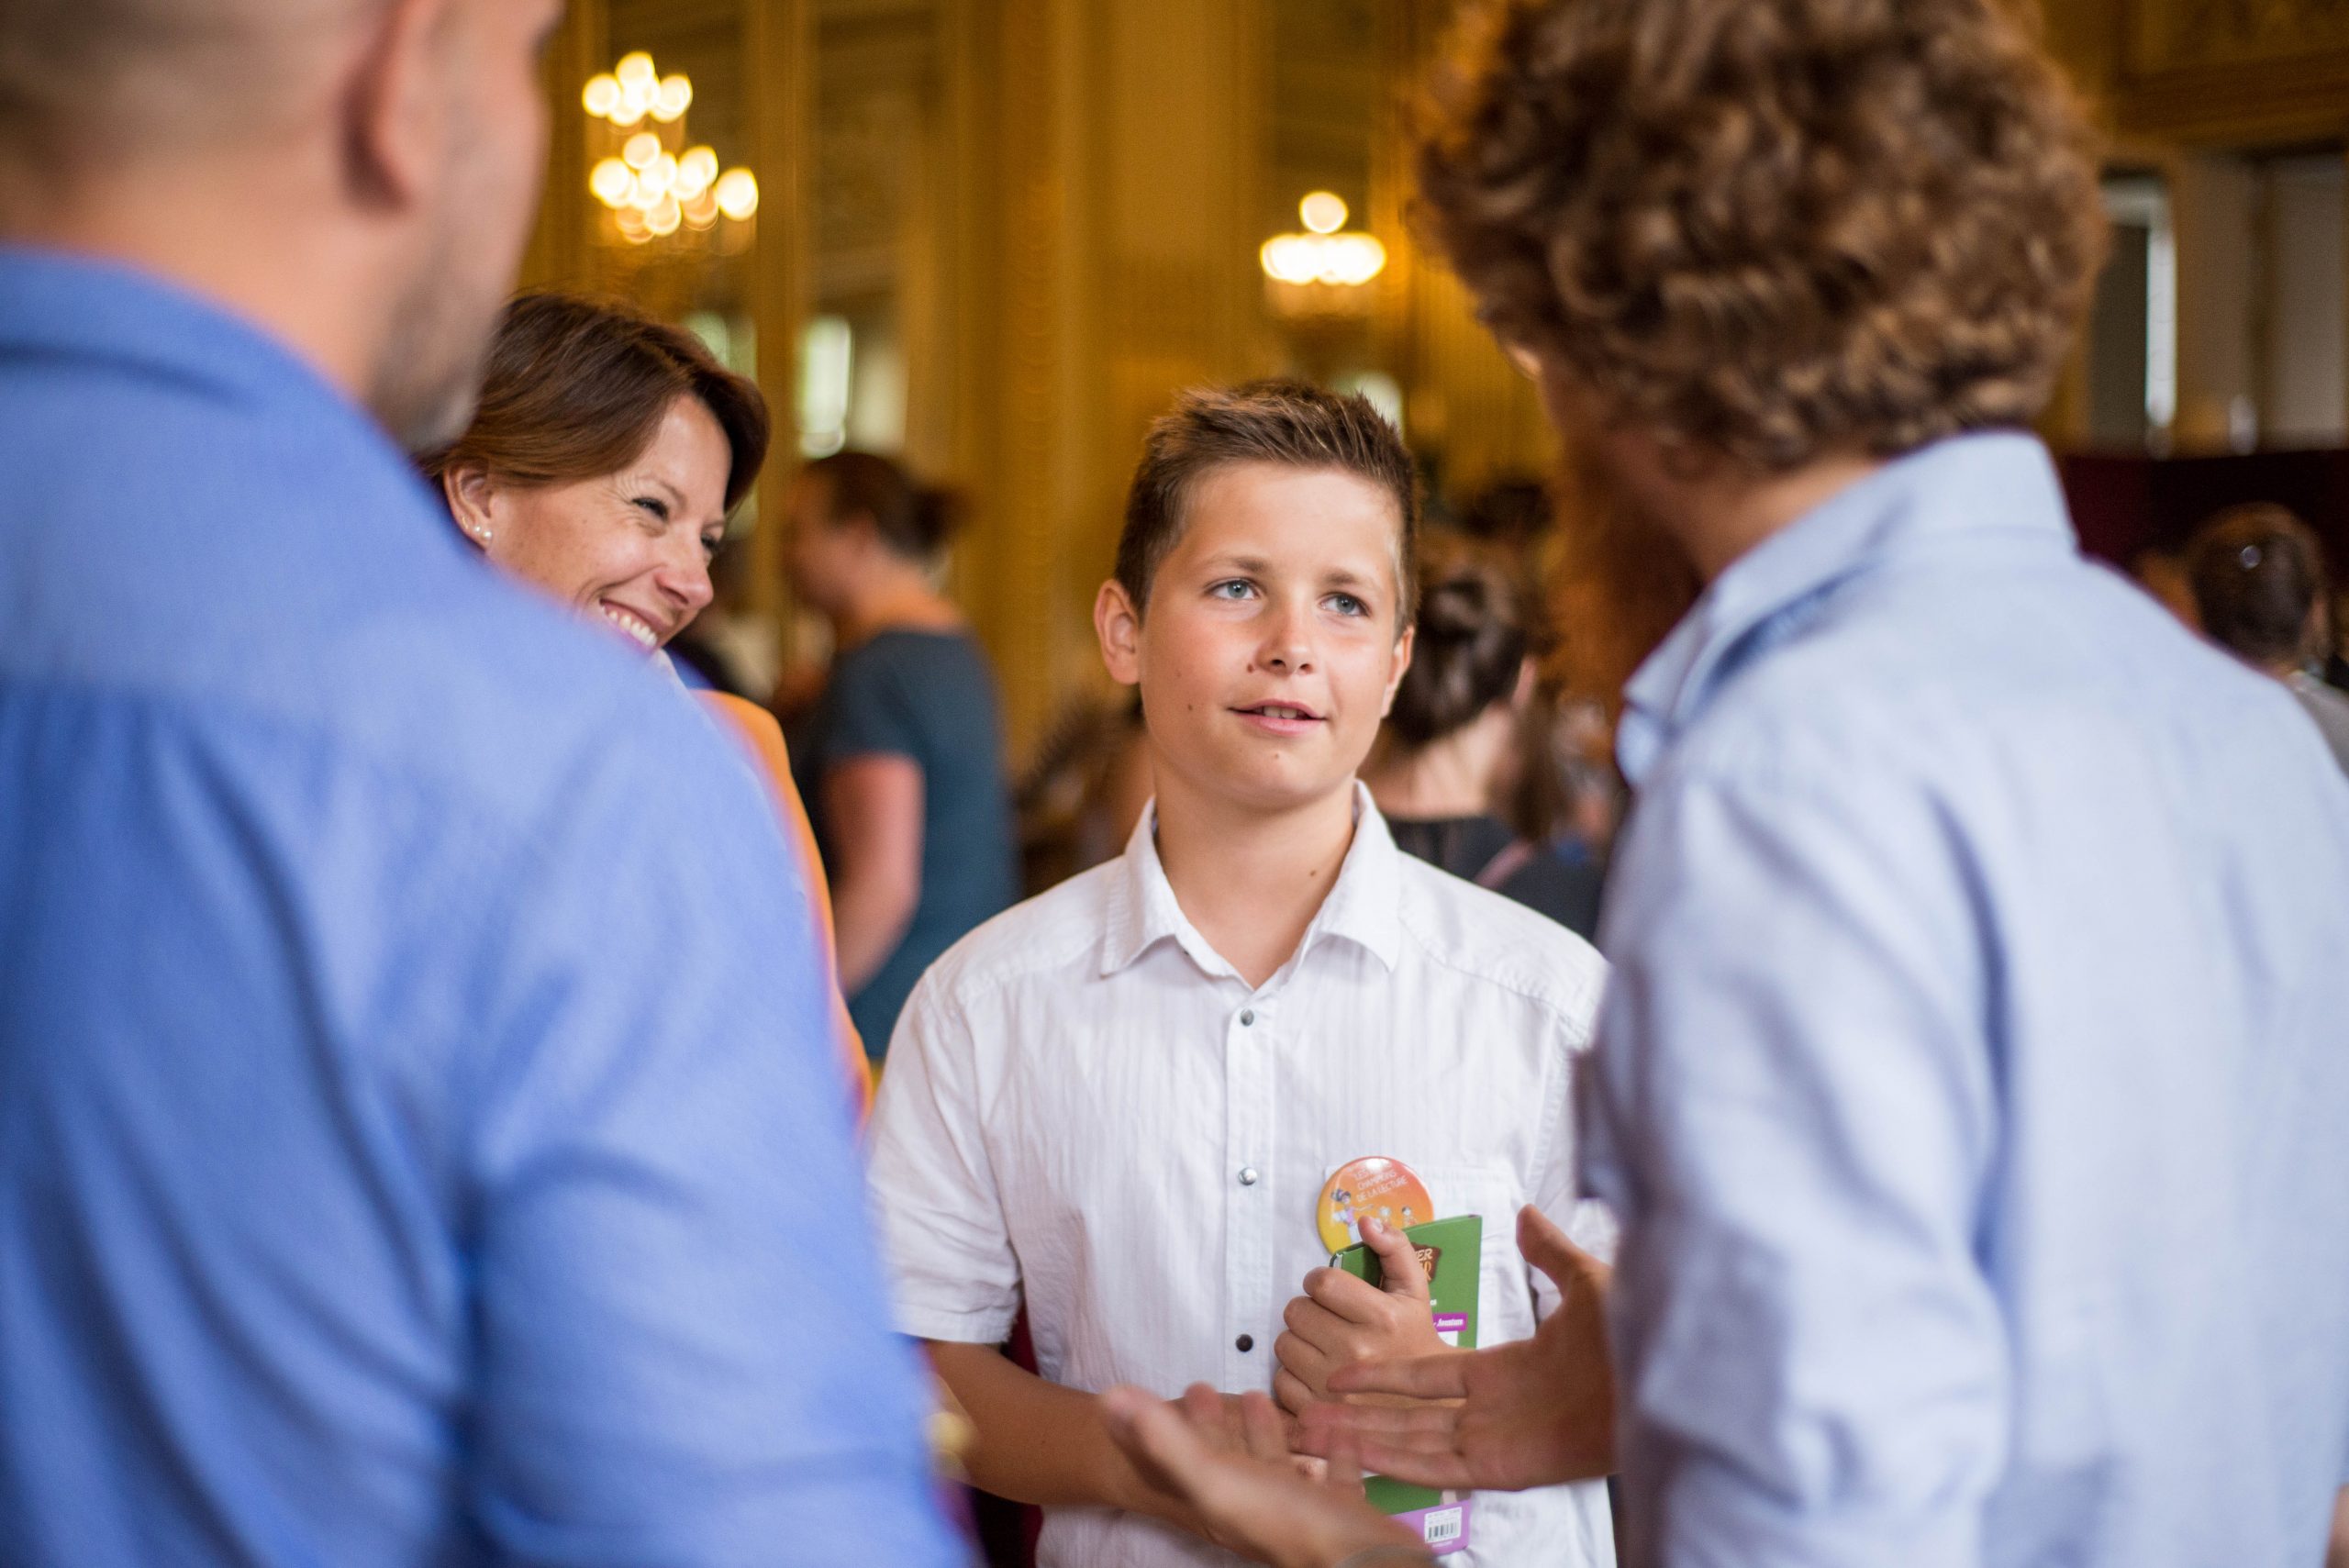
[1256,606,1316,672]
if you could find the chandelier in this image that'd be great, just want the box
[581,51,758,247]
[1260,192,1386,318]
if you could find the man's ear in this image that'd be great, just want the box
[1096,578,1144,687]
[1379,623,1417,718]
[340,0,459,212]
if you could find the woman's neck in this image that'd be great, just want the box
[1364,709,1509,821]
[833,567,961,648]
[1150,768,1360,990]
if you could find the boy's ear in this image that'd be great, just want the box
[1095,578,1144,686]
[1378,623,1416,718]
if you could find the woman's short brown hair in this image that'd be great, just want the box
[1117,380,1419,623]
[1417,0,2108,472]
[419,292,770,512]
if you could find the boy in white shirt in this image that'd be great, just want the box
[866,380,1614,1568]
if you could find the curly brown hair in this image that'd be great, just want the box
[1417,0,2109,471]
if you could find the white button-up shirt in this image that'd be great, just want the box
[868,788,1617,1568]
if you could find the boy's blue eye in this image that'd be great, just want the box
[1208,580,1256,601]
[1326,593,1368,617]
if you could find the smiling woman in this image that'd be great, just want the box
[419,292,871,1117]
[419,292,766,653]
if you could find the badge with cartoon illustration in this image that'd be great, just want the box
[1317,1155,1433,1254]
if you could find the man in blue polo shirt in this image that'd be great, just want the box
[0,3,957,1564]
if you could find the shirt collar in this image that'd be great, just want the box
[1617,430,2074,784]
[0,244,367,422]
[1099,780,1405,981]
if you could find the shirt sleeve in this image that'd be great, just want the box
[1529,983,1617,1321]
[822,642,925,766]
[865,975,1024,1344]
[457,691,958,1567]
[1579,762,2007,1568]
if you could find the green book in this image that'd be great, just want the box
[1331,1213,1480,1554]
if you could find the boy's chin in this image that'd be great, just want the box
[1200,755,1363,817]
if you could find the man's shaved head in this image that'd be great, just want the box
[0,0,560,451]
[0,0,381,162]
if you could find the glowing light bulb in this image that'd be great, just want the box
[1259,234,1315,284]
[1329,233,1386,284]
[1299,191,1347,234]
[648,152,678,195]
[652,73,693,122]
[615,51,657,89]
[623,130,662,170]
[582,74,621,119]
[588,156,634,207]
[713,167,758,221]
[647,194,683,237]
[684,187,721,229]
[675,145,718,198]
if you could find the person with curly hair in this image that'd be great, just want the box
[1101,3,2349,1566]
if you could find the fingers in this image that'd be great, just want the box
[1177,1382,1242,1451]
[1275,1329,1336,1400]
[1358,1215,1431,1303]
[1354,1437,1479,1492]
[1517,1204,1608,1297]
[1100,1385,1209,1500]
[1301,1399,1479,1491]
[1239,1389,1289,1462]
[1298,1267,1392,1323]
[1274,1364,1319,1418]
[1303,1399,1462,1445]
[1327,1347,1475,1401]
[1283,1292,1354,1345]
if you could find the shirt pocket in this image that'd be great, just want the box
[1406,1162,1537,1350]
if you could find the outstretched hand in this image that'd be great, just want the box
[1101,1384,1425,1568]
[1301,1205,1616,1493]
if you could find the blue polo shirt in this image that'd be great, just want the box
[0,248,959,1567]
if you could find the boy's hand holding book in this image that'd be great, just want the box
[1301,1206,1618,1492]
[1275,1216,1458,1417]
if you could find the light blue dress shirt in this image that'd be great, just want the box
[0,250,961,1567]
[1581,432,2349,1568]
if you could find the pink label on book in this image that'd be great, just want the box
[1395,1497,1472,1555]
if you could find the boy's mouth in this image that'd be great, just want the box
[1233,701,1325,735]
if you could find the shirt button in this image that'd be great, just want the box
[1236,1334,1254,1352]
[1238,1166,1259,1186]
[1239,1009,1255,1027]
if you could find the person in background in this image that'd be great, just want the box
[1365,531,1605,938]
[421,291,870,1112]
[0,0,955,1562]
[784,450,1018,1058]
[2184,503,2349,774]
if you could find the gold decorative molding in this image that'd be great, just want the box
[2111,0,2349,142]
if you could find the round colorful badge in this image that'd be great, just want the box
[1317,1155,1434,1252]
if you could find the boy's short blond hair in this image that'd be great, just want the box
[1116,380,1420,622]
[1417,0,2108,472]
